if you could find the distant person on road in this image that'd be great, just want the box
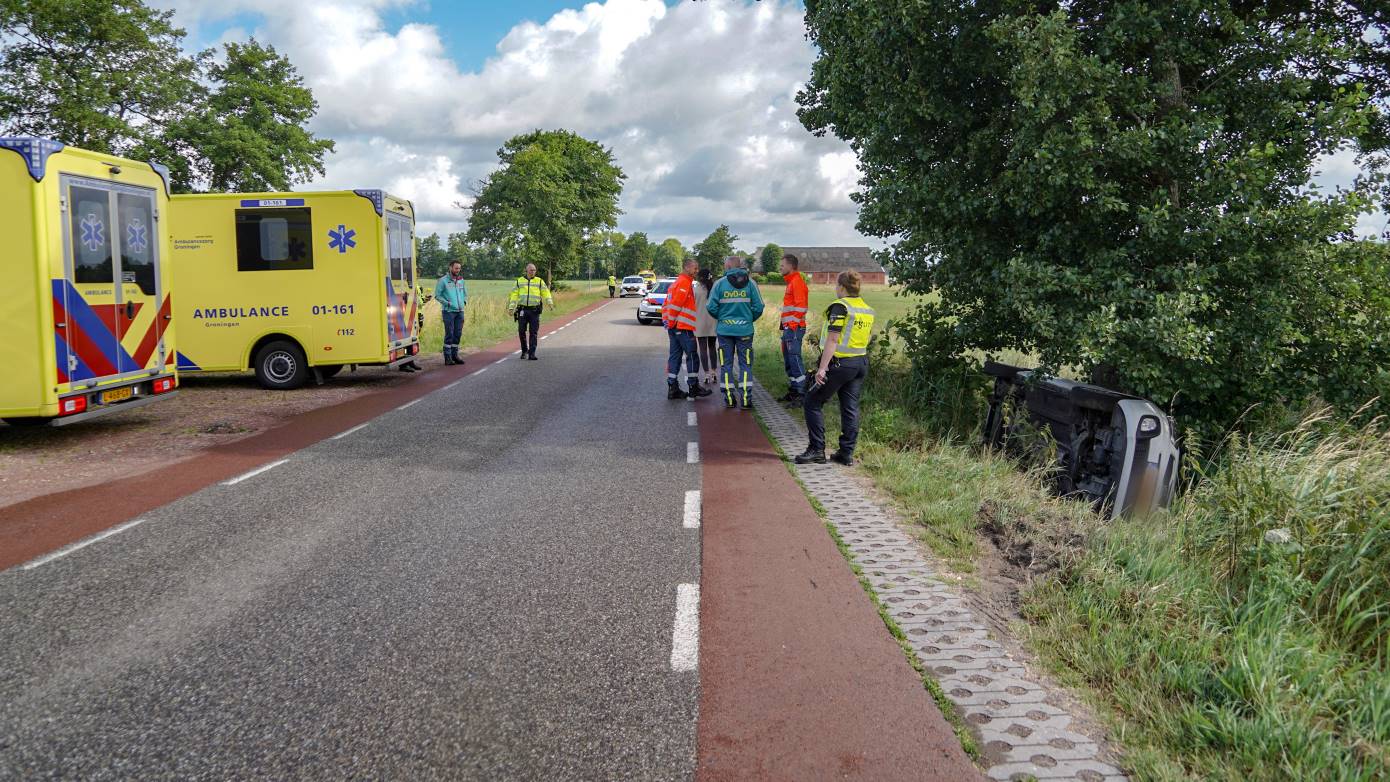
[693,267,718,390]
[796,270,876,466]
[508,263,554,360]
[777,254,810,406]
[662,257,711,400]
[435,260,468,366]
[706,256,765,410]
[607,274,617,298]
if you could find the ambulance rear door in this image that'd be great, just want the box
[56,175,168,388]
[384,212,418,349]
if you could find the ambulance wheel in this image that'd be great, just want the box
[319,364,344,379]
[254,341,309,390]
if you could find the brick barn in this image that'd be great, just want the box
[764,247,887,285]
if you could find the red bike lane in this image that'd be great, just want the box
[697,403,981,781]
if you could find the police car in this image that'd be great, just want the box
[619,275,648,297]
[636,278,676,325]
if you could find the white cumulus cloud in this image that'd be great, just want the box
[152,0,876,250]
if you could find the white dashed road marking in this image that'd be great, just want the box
[395,398,421,411]
[331,422,370,440]
[683,490,701,529]
[687,411,697,427]
[442,381,461,391]
[222,459,290,486]
[475,366,489,375]
[19,518,146,570]
[670,583,700,671]
[687,442,699,464]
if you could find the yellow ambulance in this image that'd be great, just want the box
[169,190,420,389]
[0,137,179,426]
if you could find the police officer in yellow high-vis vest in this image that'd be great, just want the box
[508,263,554,360]
[796,270,876,466]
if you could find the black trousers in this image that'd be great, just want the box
[804,356,868,455]
[517,307,541,355]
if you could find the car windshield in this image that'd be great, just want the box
[653,282,671,294]
[623,276,643,283]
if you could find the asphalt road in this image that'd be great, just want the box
[0,300,703,780]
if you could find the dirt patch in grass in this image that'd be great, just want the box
[0,355,444,509]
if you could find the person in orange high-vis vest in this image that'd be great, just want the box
[664,257,713,399]
[778,254,811,405]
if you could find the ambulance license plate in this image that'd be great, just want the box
[101,387,134,404]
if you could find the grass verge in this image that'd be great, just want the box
[417,279,609,355]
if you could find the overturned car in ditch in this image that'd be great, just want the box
[981,362,1180,518]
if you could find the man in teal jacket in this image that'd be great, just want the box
[434,260,468,365]
[706,256,765,409]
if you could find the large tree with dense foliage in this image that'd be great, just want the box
[799,0,1390,432]
[0,2,332,193]
[616,231,654,277]
[693,225,739,272]
[148,39,334,192]
[465,129,626,284]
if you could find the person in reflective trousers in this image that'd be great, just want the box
[705,256,765,410]
[797,270,876,466]
[662,257,712,399]
[607,274,617,298]
[507,263,554,360]
[777,253,810,406]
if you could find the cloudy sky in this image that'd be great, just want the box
[149,0,869,250]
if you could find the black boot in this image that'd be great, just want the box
[740,395,754,411]
[688,380,712,398]
[795,449,827,464]
[668,384,686,400]
[782,393,803,408]
[443,353,456,366]
[518,351,530,360]
[830,451,855,466]
[528,353,539,361]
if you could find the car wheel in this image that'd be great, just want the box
[637,315,648,324]
[254,340,309,390]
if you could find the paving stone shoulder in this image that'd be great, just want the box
[750,381,1127,782]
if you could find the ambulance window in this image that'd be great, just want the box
[117,193,157,295]
[235,208,313,272]
[70,186,114,285]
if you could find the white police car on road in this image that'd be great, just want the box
[636,279,676,325]
[619,275,648,297]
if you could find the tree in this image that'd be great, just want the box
[693,225,739,272]
[0,0,200,153]
[800,1,1390,433]
[616,231,654,277]
[416,233,447,279]
[583,231,626,277]
[654,238,686,276]
[151,39,333,193]
[465,129,626,284]
[760,243,784,273]
[0,2,332,194]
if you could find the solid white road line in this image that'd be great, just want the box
[688,411,697,427]
[670,583,700,671]
[395,398,421,411]
[687,442,699,464]
[331,422,371,440]
[443,380,461,391]
[223,459,291,486]
[20,518,146,571]
[684,490,701,529]
[475,366,489,375]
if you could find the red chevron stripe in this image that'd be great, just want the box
[52,296,119,378]
[132,295,170,368]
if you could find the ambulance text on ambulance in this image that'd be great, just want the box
[193,306,290,319]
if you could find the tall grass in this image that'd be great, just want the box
[1026,413,1390,780]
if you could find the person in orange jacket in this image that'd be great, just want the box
[663,257,713,399]
[778,254,811,405]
